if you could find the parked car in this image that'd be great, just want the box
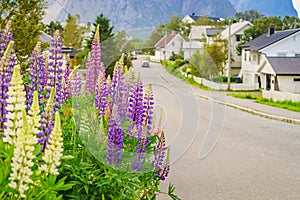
[141,60,150,67]
[130,52,137,60]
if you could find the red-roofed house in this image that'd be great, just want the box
[150,31,185,62]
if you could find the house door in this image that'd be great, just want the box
[266,74,271,90]
[274,76,279,91]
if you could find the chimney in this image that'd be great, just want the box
[192,13,195,16]
[171,30,177,35]
[269,27,275,35]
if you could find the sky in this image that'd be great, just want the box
[292,0,300,17]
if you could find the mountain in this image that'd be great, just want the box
[44,0,236,31]
[229,0,298,17]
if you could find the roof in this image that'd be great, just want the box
[221,21,252,39]
[188,15,221,23]
[40,31,68,49]
[241,29,300,51]
[189,25,211,40]
[206,28,225,37]
[155,31,178,48]
[266,57,300,75]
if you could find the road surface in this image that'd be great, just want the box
[133,56,300,200]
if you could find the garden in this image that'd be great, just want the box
[0,21,179,199]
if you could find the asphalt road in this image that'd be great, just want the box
[132,56,300,200]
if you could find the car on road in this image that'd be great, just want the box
[130,52,137,60]
[141,60,150,67]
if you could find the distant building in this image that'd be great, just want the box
[182,13,222,24]
[241,28,300,94]
[150,31,185,62]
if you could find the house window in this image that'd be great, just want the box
[277,53,286,57]
[295,54,300,57]
[172,42,175,47]
[236,35,241,42]
[252,54,257,62]
[244,53,247,61]
[294,78,300,82]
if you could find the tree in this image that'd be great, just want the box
[236,26,262,55]
[61,14,83,49]
[282,16,300,30]
[83,13,118,70]
[190,50,218,79]
[194,16,214,26]
[146,25,165,48]
[85,13,114,50]
[235,9,264,23]
[44,21,63,36]
[0,0,18,28]
[165,14,182,32]
[253,16,283,33]
[204,33,227,74]
[11,0,46,68]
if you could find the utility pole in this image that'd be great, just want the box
[227,21,231,90]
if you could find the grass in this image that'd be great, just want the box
[228,93,300,113]
[162,62,210,91]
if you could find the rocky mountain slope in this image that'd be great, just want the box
[45,0,236,31]
[229,0,297,17]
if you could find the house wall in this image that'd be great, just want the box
[262,32,300,56]
[277,76,300,93]
[241,50,263,84]
[224,24,252,76]
[164,35,183,59]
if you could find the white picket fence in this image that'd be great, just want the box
[181,71,259,91]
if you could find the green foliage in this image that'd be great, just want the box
[194,16,215,26]
[44,21,64,37]
[228,93,300,112]
[253,16,283,33]
[10,0,46,68]
[62,14,84,49]
[56,96,179,199]
[236,26,262,56]
[235,9,264,23]
[146,25,165,48]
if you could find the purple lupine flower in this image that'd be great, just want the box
[127,76,144,137]
[72,72,82,96]
[47,30,64,110]
[132,137,150,171]
[142,84,154,134]
[152,132,170,180]
[38,87,55,155]
[61,61,72,101]
[95,71,108,116]
[0,20,14,58]
[105,105,124,165]
[0,41,14,131]
[26,42,46,109]
[85,25,104,94]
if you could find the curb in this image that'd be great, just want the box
[196,94,300,126]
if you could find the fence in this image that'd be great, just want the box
[262,90,300,102]
[182,71,259,91]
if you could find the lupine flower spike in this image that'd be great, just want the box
[3,65,26,145]
[0,41,14,131]
[39,112,63,175]
[85,24,103,94]
[8,109,37,198]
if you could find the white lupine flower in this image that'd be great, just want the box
[39,112,64,175]
[8,110,38,198]
[3,65,27,145]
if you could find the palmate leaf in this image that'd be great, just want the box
[168,184,181,200]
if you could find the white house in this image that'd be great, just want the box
[257,57,300,93]
[182,41,203,60]
[240,28,300,94]
[150,31,185,62]
[182,13,221,24]
[221,21,252,76]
